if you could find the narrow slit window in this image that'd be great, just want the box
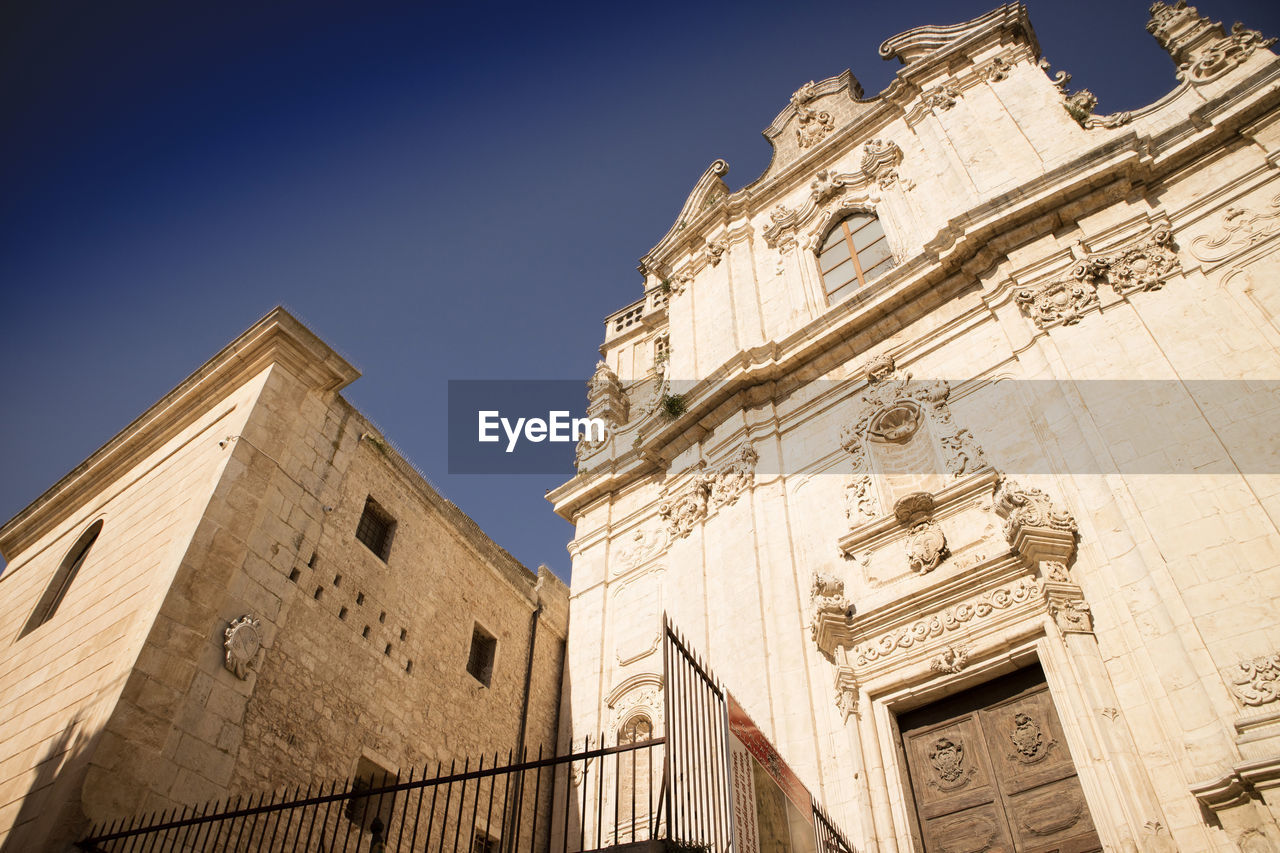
[20,520,103,638]
[818,212,895,304]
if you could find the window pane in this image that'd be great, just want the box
[828,279,859,304]
[863,255,896,283]
[857,237,892,270]
[822,259,857,293]
[850,218,886,252]
[819,238,850,271]
[821,226,847,250]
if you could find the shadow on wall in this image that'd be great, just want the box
[1,712,101,853]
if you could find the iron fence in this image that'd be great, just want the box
[78,737,666,853]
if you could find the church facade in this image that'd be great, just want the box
[550,4,1280,851]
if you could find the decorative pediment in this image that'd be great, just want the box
[879,5,1039,66]
[639,159,730,277]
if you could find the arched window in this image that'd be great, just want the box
[616,713,656,840]
[20,520,102,638]
[619,714,653,745]
[818,212,894,303]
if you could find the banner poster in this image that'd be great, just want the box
[726,691,817,853]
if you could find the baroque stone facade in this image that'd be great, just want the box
[0,310,569,851]
[553,4,1280,851]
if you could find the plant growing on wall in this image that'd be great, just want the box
[660,393,687,420]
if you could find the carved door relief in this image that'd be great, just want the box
[898,666,1101,853]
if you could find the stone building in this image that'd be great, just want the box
[0,308,568,851]
[551,3,1280,851]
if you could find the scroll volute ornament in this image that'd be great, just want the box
[993,478,1078,565]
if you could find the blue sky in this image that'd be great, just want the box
[2,0,1277,579]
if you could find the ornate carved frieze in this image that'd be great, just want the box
[791,80,835,149]
[1012,228,1181,328]
[1225,651,1280,706]
[1190,194,1280,263]
[659,445,758,539]
[930,644,970,674]
[224,615,262,679]
[848,576,1039,666]
[860,139,909,190]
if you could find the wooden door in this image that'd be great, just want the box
[897,666,1102,853]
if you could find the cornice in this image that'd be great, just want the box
[879,4,1038,67]
[0,307,360,560]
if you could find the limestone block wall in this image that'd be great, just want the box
[0,364,269,851]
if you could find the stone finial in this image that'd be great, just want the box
[1147,2,1276,84]
[586,360,628,428]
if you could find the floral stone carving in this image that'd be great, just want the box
[994,479,1078,542]
[860,139,908,190]
[1226,652,1280,706]
[659,445,758,539]
[224,615,262,679]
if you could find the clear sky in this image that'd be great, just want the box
[2,0,1277,580]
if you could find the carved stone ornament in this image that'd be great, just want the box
[659,445,758,538]
[898,493,949,575]
[982,56,1013,82]
[930,644,970,674]
[834,664,859,722]
[840,363,988,524]
[1008,713,1057,764]
[1190,194,1280,263]
[810,572,853,642]
[586,360,627,427]
[809,169,846,203]
[860,139,908,190]
[705,238,727,267]
[927,737,976,791]
[1182,23,1276,83]
[1042,560,1071,582]
[224,615,262,680]
[922,83,960,112]
[1014,227,1181,329]
[1147,3,1276,83]
[1012,263,1097,327]
[615,525,670,572]
[850,576,1038,666]
[1225,652,1280,706]
[994,479,1078,543]
[1050,598,1094,634]
[791,80,835,149]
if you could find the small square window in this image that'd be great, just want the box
[355,497,395,561]
[472,831,499,853]
[467,624,497,687]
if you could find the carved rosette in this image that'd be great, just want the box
[659,445,758,539]
[224,615,262,679]
[791,81,835,149]
[1225,652,1280,706]
[860,140,908,190]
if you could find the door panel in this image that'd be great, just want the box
[898,665,1102,853]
